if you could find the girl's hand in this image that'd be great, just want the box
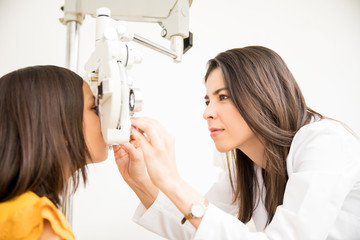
[113,137,158,208]
[113,138,145,185]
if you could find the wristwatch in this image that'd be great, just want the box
[181,199,209,224]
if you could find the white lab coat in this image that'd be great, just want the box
[133,119,360,239]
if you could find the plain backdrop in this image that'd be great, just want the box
[1,0,359,239]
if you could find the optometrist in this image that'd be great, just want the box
[113,46,360,239]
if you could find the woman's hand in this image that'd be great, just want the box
[113,137,158,208]
[130,117,206,229]
[130,117,181,191]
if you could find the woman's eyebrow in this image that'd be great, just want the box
[204,87,228,99]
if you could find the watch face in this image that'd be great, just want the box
[191,203,206,218]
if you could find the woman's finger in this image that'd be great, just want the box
[131,117,166,148]
[129,139,140,149]
[135,117,165,134]
[121,142,136,154]
[130,127,152,153]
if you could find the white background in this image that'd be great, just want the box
[0,0,359,239]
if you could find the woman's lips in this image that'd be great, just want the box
[209,128,224,138]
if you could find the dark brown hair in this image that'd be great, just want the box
[205,46,322,225]
[0,65,91,207]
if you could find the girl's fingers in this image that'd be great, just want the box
[112,144,122,153]
[113,145,128,161]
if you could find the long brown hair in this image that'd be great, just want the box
[205,46,322,225]
[0,65,91,207]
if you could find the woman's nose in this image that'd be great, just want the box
[203,103,216,120]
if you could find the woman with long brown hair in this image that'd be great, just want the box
[114,46,360,239]
[0,65,108,239]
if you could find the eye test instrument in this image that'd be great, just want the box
[60,0,193,226]
[61,0,193,145]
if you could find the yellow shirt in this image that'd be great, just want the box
[0,191,75,240]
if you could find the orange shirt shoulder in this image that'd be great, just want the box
[0,191,74,240]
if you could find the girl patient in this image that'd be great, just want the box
[0,65,108,239]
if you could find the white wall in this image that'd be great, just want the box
[1,0,359,239]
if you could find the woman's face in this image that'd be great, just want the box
[83,81,109,163]
[203,68,262,156]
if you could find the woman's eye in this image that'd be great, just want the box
[219,95,229,101]
[205,101,210,106]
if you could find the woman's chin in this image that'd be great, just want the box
[215,144,232,153]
